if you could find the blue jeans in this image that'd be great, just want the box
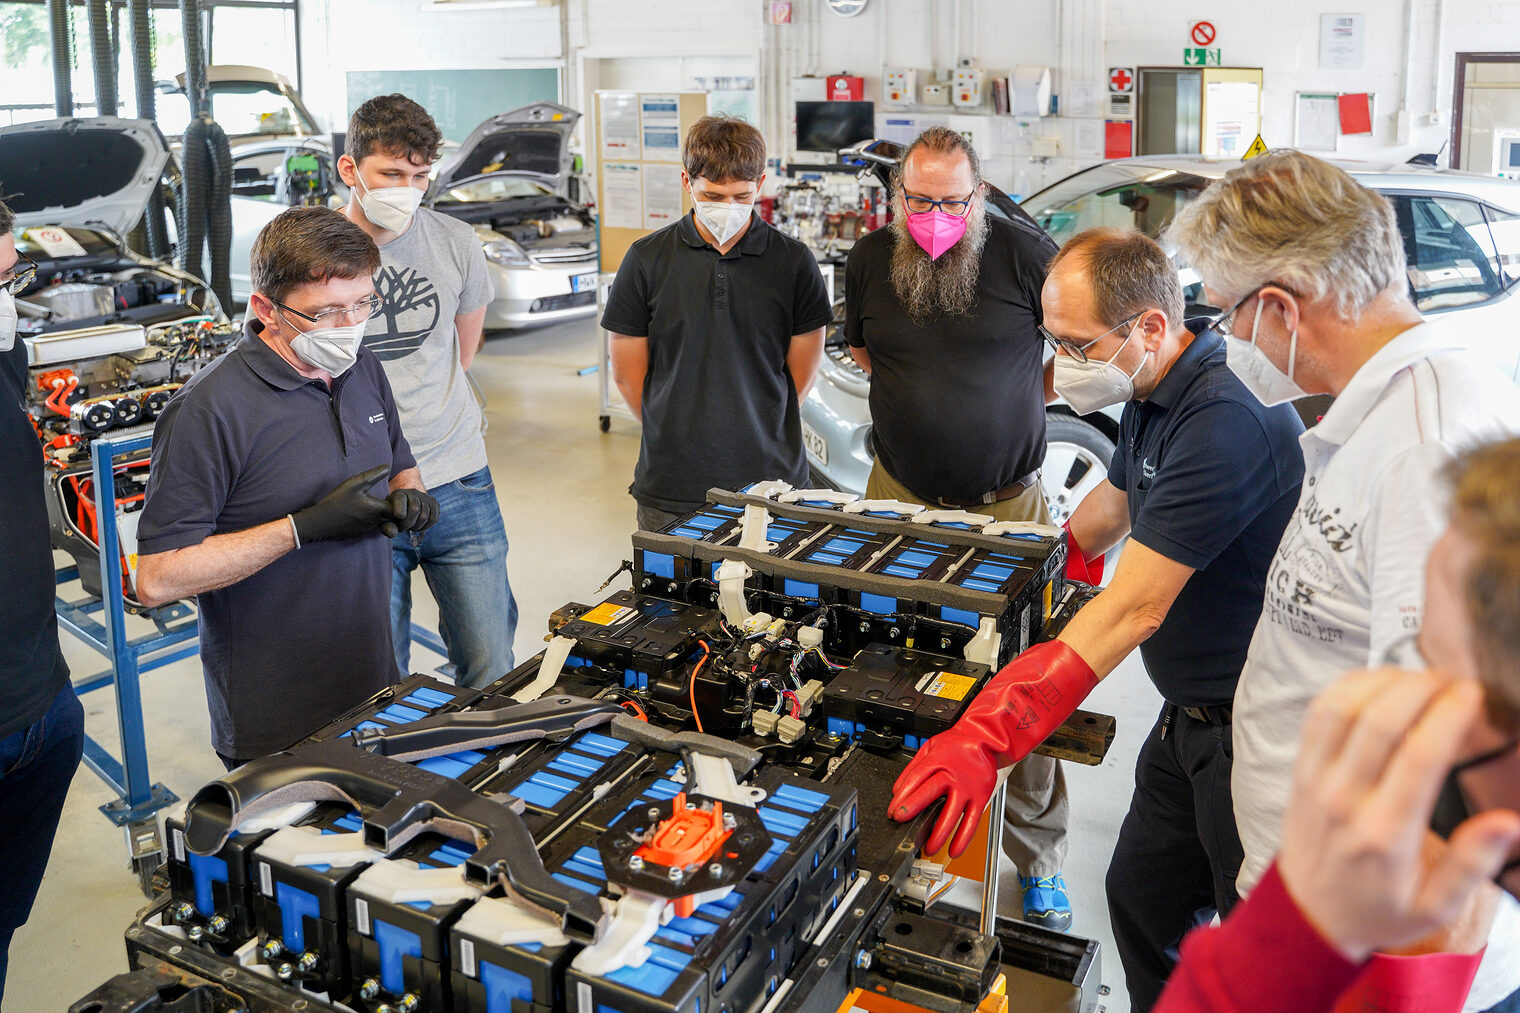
[0,681,84,999]
[391,466,518,690]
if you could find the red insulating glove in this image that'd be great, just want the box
[888,640,1099,857]
[1064,522,1105,585]
[1330,950,1484,1013]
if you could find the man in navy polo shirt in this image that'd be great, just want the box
[891,228,1304,1011]
[136,207,438,768]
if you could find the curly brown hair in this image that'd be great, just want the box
[682,116,766,183]
[346,94,443,165]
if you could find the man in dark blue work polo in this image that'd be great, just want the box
[889,228,1304,1013]
[136,207,439,768]
[603,115,832,532]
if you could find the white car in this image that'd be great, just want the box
[802,151,1520,519]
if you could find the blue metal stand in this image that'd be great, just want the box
[54,431,191,828]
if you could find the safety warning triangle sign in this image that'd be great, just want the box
[1242,135,1269,160]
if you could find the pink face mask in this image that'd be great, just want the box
[905,209,968,260]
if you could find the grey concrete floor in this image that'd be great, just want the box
[17,316,1158,1013]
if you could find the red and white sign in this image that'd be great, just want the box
[1190,20,1216,46]
[770,1,792,25]
[1109,67,1134,93]
[827,75,864,101]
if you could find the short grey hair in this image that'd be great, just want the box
[1165,150,1407,319]
[1049,227,1185,330]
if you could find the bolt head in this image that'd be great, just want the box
[648,807,661,819]
[855,950,873,970]
[708,863,724,877]
[206,914,229,934]
[667,865,684,881]
[275,962,294,980]
[722,812,736,829]
[628,855,644,870]
[187,925,204,942]
[399,995,420,1013]
[858,622,870,632]
[170,902,194,924]
[262,939,284,959]
[359,979,381,999]
[297,951,319,971]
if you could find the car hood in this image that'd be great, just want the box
[432,102,580,195]
[0,117,169,236]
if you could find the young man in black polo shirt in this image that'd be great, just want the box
[0,200,84,999]
[136,207,439,767]
[603,115,832,531]
[846,125,1071,929]
[890,228,1305,1012]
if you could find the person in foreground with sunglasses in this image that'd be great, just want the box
[891,226,1304,1011]
[1154,436,1520,1013]
[136,207,437,769]
[1167,149,1520,1011]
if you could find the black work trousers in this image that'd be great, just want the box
[1106,704,1243,1013]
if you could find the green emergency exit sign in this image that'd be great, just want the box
[1183,48,1222,66]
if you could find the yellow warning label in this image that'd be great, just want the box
[1242,134,1269,160]
[580,602,636,626]
[919,671,977,702]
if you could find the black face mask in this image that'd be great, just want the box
[1430,739,1520,888]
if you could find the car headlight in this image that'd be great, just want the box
[483,238,530,266]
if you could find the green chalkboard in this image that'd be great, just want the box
[345,69,561,145]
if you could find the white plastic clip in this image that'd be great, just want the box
[963,616,1002,668]
[911,509,995,528]
[778,489,859,508]
[982,520,1061,539]
[715,559,754,625]
[840,499,925,518]
[511,634,577,702]
[738,503,776,551]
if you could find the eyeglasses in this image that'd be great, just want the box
[1,254,37,296]
[1040,311,1143,364]
[274,293,382,327]
[903,191,974,216]
[1209,282,1301,338]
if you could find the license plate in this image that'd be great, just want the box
[571,272,598,293]
[802,423,827,466]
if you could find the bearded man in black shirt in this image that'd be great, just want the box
[843,127,1071,928]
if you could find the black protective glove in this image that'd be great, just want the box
[380,487,440,538]
[289,465,391,545]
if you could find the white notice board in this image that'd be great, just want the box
[640,94,683,162]
[600,93,640,161]
[1295,93,1341,151]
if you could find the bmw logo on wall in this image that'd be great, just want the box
[826,0,868,17]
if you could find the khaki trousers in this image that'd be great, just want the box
[866,459,1069,878]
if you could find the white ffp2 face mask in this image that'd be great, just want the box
[693,200,752,245]
[1226,298,1306,407]
[0,289,16,352]
[355,172,425,233]
[284,316,367,376]
[1052,322,1148,415]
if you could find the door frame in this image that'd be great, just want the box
[1451,52,1520,169]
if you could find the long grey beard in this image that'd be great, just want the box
[888,197,990,326]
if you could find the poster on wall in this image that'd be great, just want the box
[1295,92,1341,150]
[640,94,683,162]
[600,93,640,161]
[1203,80,1261,158]
[643,164,685,230]
[602,163,644,230]
[1319,14,1364,70]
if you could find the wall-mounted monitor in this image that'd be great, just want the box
[795,101,876,154]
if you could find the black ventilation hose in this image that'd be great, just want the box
[128,0,168,257]
[87,0,116,116]
[204,119,234,310]
[47,0,73,116]
[178,115,210,285]
[180,0,207,117]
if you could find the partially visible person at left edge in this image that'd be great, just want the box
[0,199,85,1000]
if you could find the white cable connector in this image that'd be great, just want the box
[797,625,824,649]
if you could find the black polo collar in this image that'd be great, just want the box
[1146,325,1223,410]
[237,318,323,392]
[676,210,772,258]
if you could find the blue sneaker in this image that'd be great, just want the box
[1019,874,1072,931]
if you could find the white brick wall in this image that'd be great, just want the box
[299,0,1520,187]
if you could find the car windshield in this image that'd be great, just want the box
[157,81,317,137]
[1021,163,1215,247]
[434,177,557,204]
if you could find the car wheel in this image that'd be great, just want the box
[1043,414,1115,525]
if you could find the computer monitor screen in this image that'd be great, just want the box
[795,101,876,154]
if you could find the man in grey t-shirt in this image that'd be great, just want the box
[339,94,519,689]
